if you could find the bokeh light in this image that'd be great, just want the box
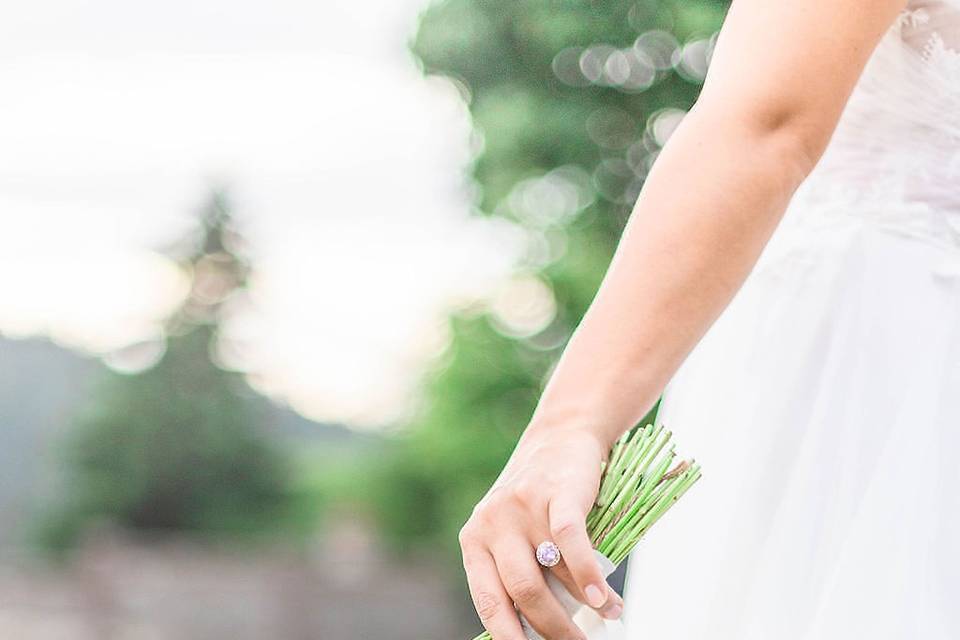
[489,275,557,339]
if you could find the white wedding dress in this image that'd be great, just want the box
[622,2,960,638]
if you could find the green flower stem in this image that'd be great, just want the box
[589,426,666,541]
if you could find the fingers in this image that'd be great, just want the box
[601,586,625,620]
[491,536,586,640]
[461,540,526,640]
[548,497,608,609]
[549,563,624,621]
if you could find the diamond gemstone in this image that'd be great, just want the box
[535,541,561,567]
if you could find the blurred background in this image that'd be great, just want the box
[0,0,726,637]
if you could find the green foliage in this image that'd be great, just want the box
[60,327,288,533]
[371,0,727,566]
[37,193,292,551]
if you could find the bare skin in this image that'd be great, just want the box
[458,1,910,638]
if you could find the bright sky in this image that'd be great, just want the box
[0,0,527,427]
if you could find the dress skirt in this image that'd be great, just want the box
[621,203,960,639]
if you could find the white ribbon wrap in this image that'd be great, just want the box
[519,550,626,640]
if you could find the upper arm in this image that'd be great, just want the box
[694,0,909,167]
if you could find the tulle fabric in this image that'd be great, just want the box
[622,2,960,637]
[787,0,960,247]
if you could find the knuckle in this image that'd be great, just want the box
[507,577,543,605]
[472,591,501,622]
[458,523,477,547]
[512,478,539,506]
[472,492,522,530]
[472,500,499,526]
[550,518,580,542]
[491,494,519,516]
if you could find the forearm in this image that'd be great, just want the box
[524,105,815,452]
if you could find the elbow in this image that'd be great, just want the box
[689,98,832,184]
[761,110,831,179]
[759,118,826,189]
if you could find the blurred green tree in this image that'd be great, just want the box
[371,0,728,566]
[40,192,291,549]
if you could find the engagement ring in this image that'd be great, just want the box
[535,540,561,568]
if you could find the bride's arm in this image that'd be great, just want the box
[460,2,908,639]
[528,0,909,450]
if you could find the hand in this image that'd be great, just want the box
[458,425,624,640]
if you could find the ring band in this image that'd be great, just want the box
[536,540,561,567]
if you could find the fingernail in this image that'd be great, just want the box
[584,583,606,608]
[602,603,623,620]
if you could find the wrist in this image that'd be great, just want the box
[522,410,617,462]
[526,364,663,455]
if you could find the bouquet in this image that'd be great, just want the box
[469,423,701,640]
